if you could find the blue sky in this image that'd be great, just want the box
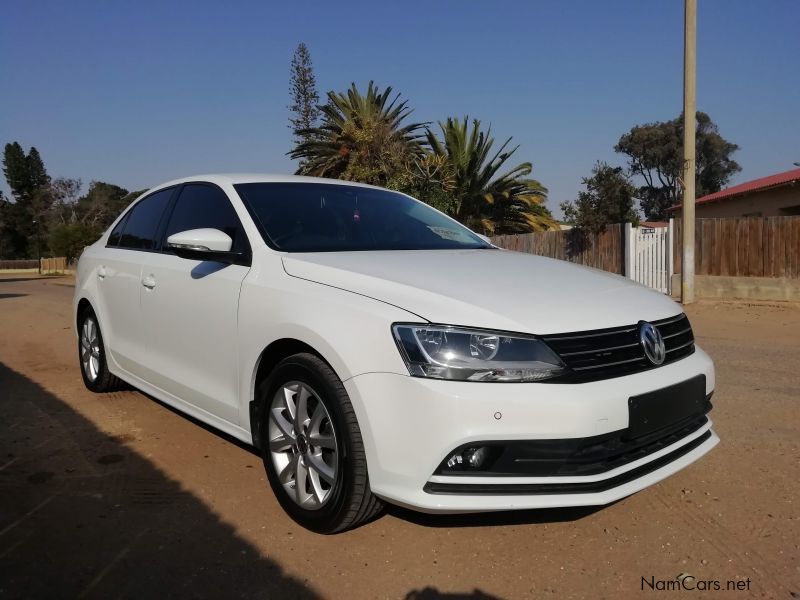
[2,0,798,217]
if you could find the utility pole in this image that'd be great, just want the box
[33,219,42,274]
[681,0,697,304]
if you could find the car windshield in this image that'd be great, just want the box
[234,182,492,252]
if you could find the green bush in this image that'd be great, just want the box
[48,223,101,262]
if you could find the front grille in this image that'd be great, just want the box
[542,313,695,383]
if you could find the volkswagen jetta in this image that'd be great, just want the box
[74,174,718,533]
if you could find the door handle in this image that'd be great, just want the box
[97,266,107,280]
[142,275,156,290]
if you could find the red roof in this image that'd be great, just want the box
[668,167,800,212]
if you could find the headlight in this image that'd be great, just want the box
[392,324,565,382]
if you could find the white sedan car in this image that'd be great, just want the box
[74,174,718,533]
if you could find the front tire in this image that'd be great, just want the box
[78,306,121,392]
[259,353,383,533]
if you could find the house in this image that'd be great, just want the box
[640,221,668,228]
[668,167,800,218]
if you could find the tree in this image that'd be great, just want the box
[26,148,49,193]
[288,43,320,147]
[560,162,639,233]
[49,178,84,225]
[2,142,51,258]
[46,181,142,259]
[387,152,458,215]
[289,81,427,186]
[3,143,30,204]
[0,191,10,258]
[48,222,100,262]
[425,117,554,235]
[3,142,47,202]
[76,181,132,228]
[53,181,141,230]
[615,111,740,220]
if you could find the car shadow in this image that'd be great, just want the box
[0,362,319,599]
[191,261,230,279]
[136,387,262,458]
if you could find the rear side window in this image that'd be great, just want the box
[107,214,128,246]
[164,184,250,255]
[118,188,173,250]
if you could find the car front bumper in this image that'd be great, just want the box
[343,346,718,513]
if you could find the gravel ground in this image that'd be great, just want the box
[0,274,797,599]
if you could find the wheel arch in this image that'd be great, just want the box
[249,338,338,449]
[76,297,92,329]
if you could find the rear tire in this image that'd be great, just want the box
[259,353,383,533]
[78,306,121,393]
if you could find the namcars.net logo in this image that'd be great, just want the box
[642,573,752,592]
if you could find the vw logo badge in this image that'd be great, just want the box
[639,322,666,366]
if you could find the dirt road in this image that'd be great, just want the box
[0,275,797,599]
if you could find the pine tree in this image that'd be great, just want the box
[2,142,51,258]
[3,142,31,201]
[288,43,320,147]
[27,147,50,190]
[2,143,50,203]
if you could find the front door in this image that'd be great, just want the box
[139,183,251,424]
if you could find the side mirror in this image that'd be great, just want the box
[167,228,239,263]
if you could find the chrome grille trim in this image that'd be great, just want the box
[542,327,637,342]
[662,326,692,339]
[560,341,639,357]
[650,313,687,326]
[666,339,694,353]
[571,356,645,371]
[541,313,695,383]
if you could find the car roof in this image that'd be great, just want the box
[149,173,386,192]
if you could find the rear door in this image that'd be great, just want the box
[138,183,251,424]
[97,187,175,376]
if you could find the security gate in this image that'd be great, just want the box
[624,222,673,294]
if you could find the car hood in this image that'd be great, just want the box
[281,249,682,335]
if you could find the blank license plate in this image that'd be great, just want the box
[627,375,708,438]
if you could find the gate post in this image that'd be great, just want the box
[667,219,675,295]
[624,222,634,279]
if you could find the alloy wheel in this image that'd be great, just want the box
[80,317,101,382]
[267,381,338,509]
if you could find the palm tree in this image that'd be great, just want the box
[426,117,554,234]
[289,82,427,187]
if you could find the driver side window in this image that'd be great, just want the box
[164,184,251,259]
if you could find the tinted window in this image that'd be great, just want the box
[164,184,250,255]
[107,213,128,246]
[118,188,173,250]
[234,183,490,252]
